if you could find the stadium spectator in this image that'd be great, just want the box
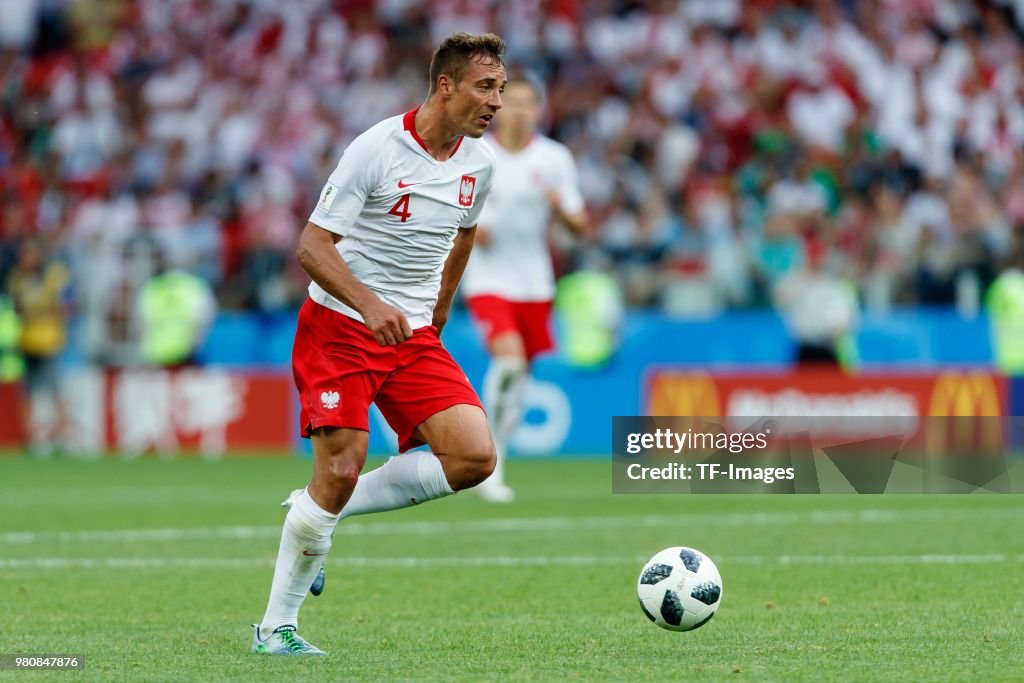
[773,240,859,367]
[1,0,1024,359]
[6,237,70,455]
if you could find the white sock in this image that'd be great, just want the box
[339,450,455,520]
[260,489,339,637]
[482,356,526,486]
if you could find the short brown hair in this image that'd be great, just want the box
[428,32,506,95]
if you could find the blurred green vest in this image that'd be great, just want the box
[985,269,1024,373]
[555,271,622,367]
[139,271,210,366]
[0,295,25,381]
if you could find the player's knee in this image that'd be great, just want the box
[452,442,496,490]
[311,428,367,497]
[324,459,361,492]
[475,449,497,482]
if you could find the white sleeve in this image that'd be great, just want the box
[554,145,585,215]
[308,131,384,235]
[460,172,493,228]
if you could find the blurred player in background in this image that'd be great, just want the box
[252,32,505,656]
[462,74,588,503]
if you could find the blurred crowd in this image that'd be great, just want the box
[3,0,1024,364]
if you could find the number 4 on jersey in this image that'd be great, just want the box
[388,194,412,222]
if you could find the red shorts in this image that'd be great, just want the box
[292,299,483,452]
[465,295,554,360]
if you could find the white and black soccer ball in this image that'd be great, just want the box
[637,546,722,631]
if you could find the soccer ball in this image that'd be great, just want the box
[636,546,722,631]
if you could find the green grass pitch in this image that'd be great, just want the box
[2,454,1023,682]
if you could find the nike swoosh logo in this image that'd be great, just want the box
[397,179,424,188]
[303,550,327,557]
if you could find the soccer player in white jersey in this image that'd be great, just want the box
[251,32,506,656]
[461,75,587,503]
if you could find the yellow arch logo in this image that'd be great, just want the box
[928,373,1001,417]
[647,373,720,416]
[926,372,1002,455]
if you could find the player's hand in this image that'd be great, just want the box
[576,217,596,241]
[362,300,412,346]
[475,226,492,246]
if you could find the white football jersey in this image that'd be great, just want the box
[308,108,496,329]
[461,134,584,301]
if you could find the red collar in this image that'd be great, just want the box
[403,107,464,159]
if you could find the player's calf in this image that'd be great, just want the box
[257,488,339,640]
[281,491,328,597]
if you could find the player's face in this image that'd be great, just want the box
[449,58,506,138]
[496,82,540,137]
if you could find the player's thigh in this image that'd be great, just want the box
[376,329,488,453]
[293,299,389,437]
[414,403,494,459]
[489,330,526,358]
[513,300,555,360]
[415,403,495,490]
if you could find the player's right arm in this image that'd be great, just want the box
[296,223,412,346]
[301,126,412,346]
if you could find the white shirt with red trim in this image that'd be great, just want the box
[308,108,496,329]
[461,134,584,302]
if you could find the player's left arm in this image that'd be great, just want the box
[433,172,493,334]
[432,225,476,334]
[548,146,590,237]
[548,192,588,236]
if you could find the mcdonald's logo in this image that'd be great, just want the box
[926,372,1003,455]
[928,373,1002,417]
[647,373,721,416]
